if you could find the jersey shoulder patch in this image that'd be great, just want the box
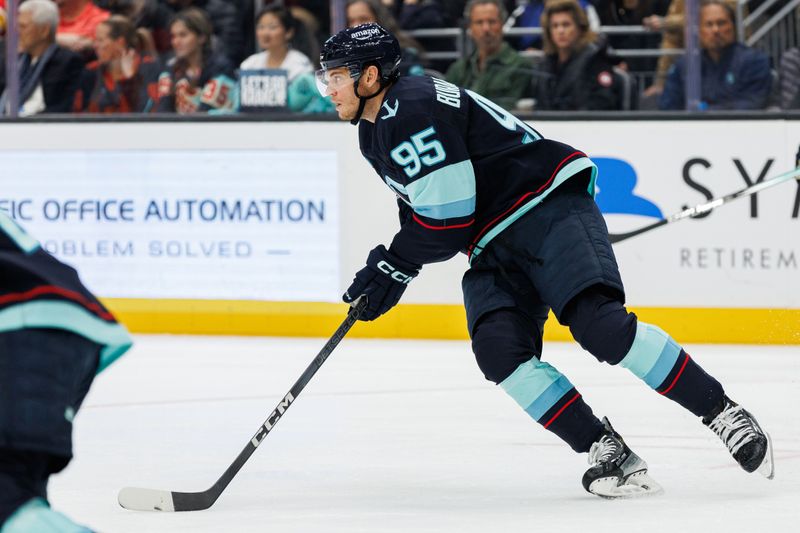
[385,76,464,118]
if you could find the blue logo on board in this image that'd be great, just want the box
[594,157,663,219]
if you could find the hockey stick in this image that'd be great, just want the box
[608,167,800,244]
[118,297,368,512]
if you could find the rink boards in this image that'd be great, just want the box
[0,119,798,344]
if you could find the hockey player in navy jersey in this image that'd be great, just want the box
[316,23,774,497]
[0,211,132,532]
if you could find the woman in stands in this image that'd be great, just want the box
[240,4,313,83]
[346,0,425,76]
[75,15,160,113]
[533,0,624,111]
[156,7,237,114]
[239,3,331,114]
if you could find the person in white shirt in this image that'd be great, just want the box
[239,4,312,83]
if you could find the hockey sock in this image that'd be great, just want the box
[500,357,604,453]
[619,322,724,417]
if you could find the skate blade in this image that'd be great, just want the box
[756,431,775,480]
[589,471,664,499]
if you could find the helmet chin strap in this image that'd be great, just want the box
[349,76,388,125]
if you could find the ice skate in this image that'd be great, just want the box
[582,417,663,499]
[703,396,774,479]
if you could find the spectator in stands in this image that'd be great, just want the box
[95,0,173,55]
[779,47,800,110]
[239,3,330,114]
[532,0,624,110]
[346,0,426,76]
[593,0,670,79]
[156,7,237,113]
[0,0,83,116]
[55,0,110,57]
[642,0,741,99]
[163,0,246,65]
[445,0,533,110]
[659,0,771,110]
[74,14,160,112]
[506,0,598,51]
[241,4,313,82]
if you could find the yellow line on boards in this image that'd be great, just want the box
[101,299,800,345]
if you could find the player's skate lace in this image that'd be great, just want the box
[703,396,772,476]
[582,418,640,493]
[582,418,661,497]
[706,403,759,456]
[588,434,621,466]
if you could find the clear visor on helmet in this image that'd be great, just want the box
[315,67,358,97]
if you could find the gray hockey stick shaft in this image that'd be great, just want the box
[118,297,368,512]
[608,167,800,244]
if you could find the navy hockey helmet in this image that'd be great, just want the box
[317,23,401,124]
[319,23,401,87]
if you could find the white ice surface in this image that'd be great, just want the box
[50,335,800,533]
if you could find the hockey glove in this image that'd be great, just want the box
[343,245,420,321]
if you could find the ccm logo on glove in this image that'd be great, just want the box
[343,245,420,321]
[377,260,414,284]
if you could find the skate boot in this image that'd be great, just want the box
[703,395,774,479]
[582,417,663,498]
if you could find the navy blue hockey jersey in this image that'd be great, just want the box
[358,75,597,267]
[0,211,131,373]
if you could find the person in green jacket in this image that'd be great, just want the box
[445,0,533,110]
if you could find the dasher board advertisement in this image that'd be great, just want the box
[0,149,340,302]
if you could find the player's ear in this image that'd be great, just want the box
[366,64,380,86]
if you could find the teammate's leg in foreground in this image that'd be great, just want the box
[1,213,133,530]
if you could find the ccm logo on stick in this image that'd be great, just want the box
[251,392,295,447]
[377,260,413,283]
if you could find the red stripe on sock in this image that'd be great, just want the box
[659,352,691,396]
[543,392,581,429]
